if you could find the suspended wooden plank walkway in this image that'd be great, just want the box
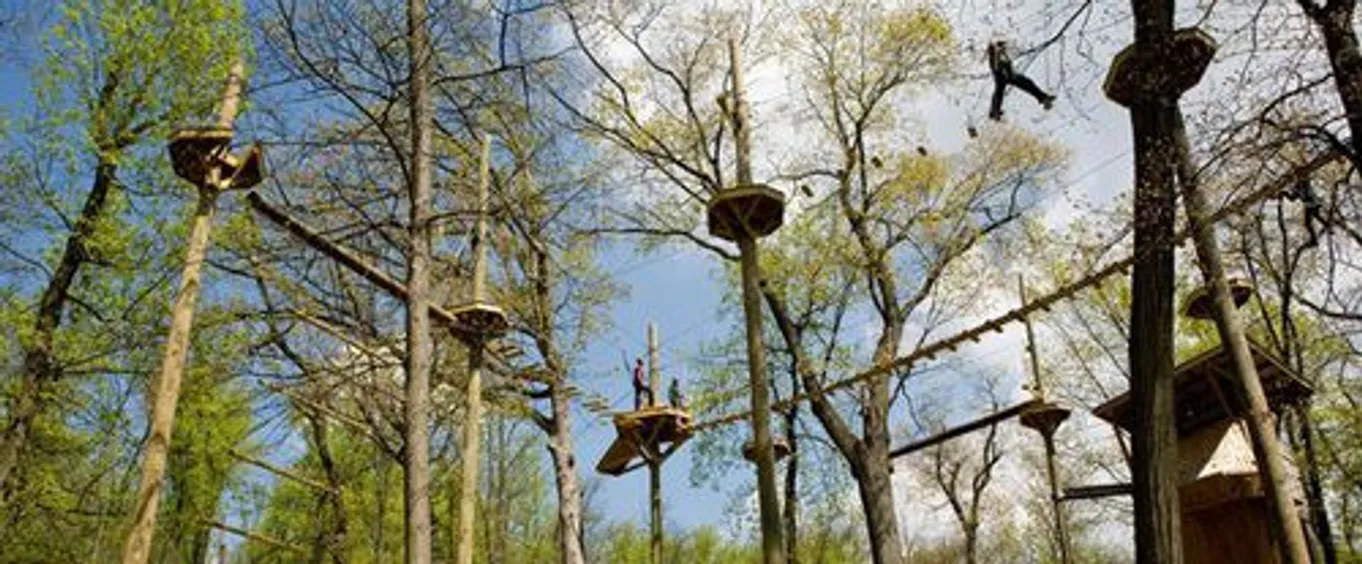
[595,407,692,477]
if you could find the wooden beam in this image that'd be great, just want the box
[250,193,474,340]
[228,449,337,495]
[889,399,1040,459]
[249,192,518,377]
[202,519,307,554]
[1062,483,1133,501]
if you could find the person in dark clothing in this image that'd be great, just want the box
[1286,177,1326,247]
[987,40,1056,121]
[632,358,653,410]
[669,378,686,410]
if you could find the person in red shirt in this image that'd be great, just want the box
[632,358,653,409]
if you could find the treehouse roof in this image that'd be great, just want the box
[1093,339,1313,436]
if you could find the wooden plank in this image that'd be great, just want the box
[889,399,1040,459]
[595,436,640,476]
[1062,483,1133,501]
[249,193,490,347]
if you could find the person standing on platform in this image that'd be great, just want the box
[669,378,686,410]
[632,358,652,409]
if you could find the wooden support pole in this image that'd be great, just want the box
[727,34,787,564]
[122,61,246,564]
[455,136,492,564]
[1020,276,1072,564]
[648,323,660,408]
[1171,112,1310,564]
[647,323,663,564]
[404,0,436,559]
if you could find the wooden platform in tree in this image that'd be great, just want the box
[706,184,785,241]
[449,302,509,339]
[1104,27,1217,107]
[595,407,692,477]
[741,437,791,463]
[1182,278,1254,320]
[1093,339,1312,436]
[1018,401,1070,435]
[168,127,264,190]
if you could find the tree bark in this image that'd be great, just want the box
[546,383,586,564]
[964,526,978,564]
[1120,1,1185,560]
[782,405,799,564]
[854,452,905,564]
[1127,100,1182,564]
[404,0,435,561]
[0,159,118,500]
[765,287,905,564]
[530,224,587,564]
[121,59,247,563]
[1297,407,1336,563]
[310,410,349,564]
[1308,1,1362,164]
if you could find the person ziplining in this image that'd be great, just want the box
[1285,177,1326,248]
[987,40,1056,121]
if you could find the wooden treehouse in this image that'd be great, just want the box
[595,406,693,477]
[1093,339,1314,564]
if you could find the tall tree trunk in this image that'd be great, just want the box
[123,57,248,561]
[854,456,904,564]
[546,384,586,564]
[860,337,905,564]
[1127,100,1182,564]
[530,215,586,564]
[647,324,663,564]
[1308,1,1362,164]
[311,412,349,564]
[0,159,118,499]
[403,0,435,561]
[765,289,906,564]
[1118,1,1185,560]
[964,524,978,564]
[1298,406,1337,563]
